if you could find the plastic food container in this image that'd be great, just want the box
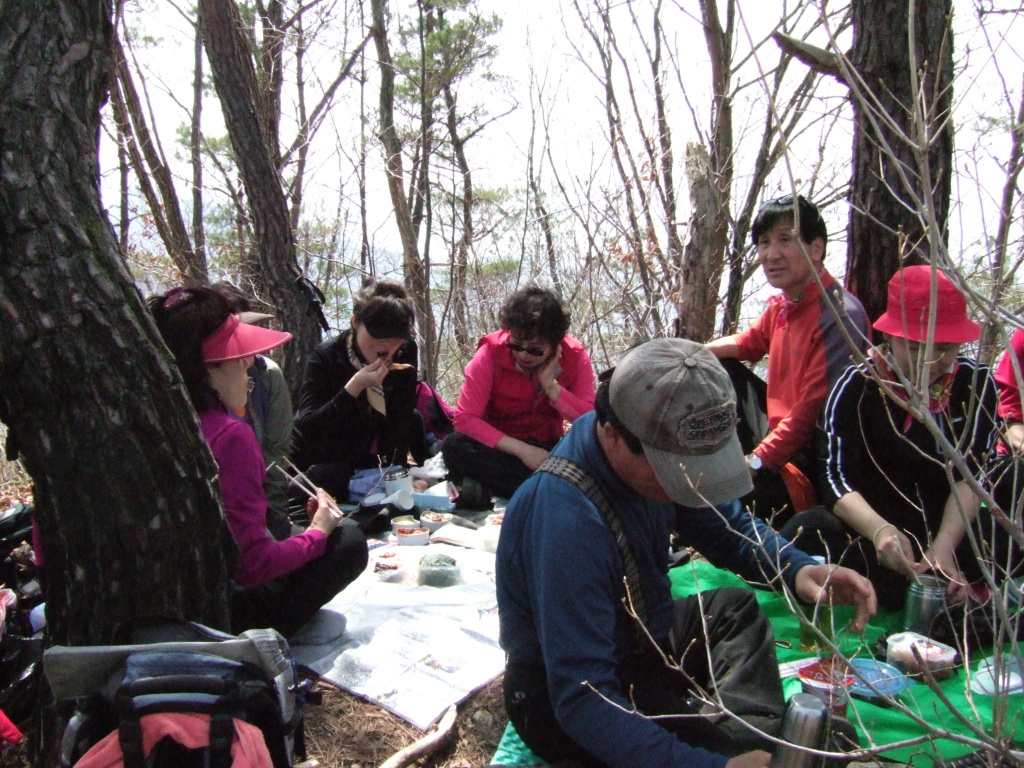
[848,658,911,703]
[418,563,461,587]
[797,657,854,715]
[886,631,959,680]
[371,550,405,582]
[418,554,460,587]
[419,511,453,533]
[395,527,430,546]
[390,515,419,535]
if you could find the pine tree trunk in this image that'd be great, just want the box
[847,0,954,326]
[199,0,323,396]
[0,0,234,646]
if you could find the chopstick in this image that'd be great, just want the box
[276,459,344,520]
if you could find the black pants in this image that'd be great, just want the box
[720,358,817,523]
[781,505,1022,612]
[504,588,785,767]
[441,432,555,500]
[230,519,368,638]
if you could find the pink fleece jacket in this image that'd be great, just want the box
[453,331,595,448]
[201,409,326,587]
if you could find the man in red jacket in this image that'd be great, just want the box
[708,195,867,521]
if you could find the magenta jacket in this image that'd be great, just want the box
[453,330,595,448]
[201,408,326,587]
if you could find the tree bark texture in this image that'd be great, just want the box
[192,8,208,266]
[677,143,724,342]
[847,0,953,326]
[0,0,233,645]
[199,0,321,396]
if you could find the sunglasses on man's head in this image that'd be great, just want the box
[758,194,825,226]
[506,341,547,357]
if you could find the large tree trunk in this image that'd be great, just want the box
[199,0,322,395]
[192,7,207,266]
[847,0,954,326]
[677,0,732,342]
[0,0,233,645]
[676,143,723,342]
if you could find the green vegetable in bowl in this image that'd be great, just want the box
[420,553,457,568]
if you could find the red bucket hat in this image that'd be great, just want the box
[202,314,292,363]
[872,265,980,344]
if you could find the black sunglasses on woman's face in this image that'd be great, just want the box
[506,341,547,357]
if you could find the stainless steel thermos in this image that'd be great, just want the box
[770,693,828,768]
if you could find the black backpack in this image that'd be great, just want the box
[44,621,312,768]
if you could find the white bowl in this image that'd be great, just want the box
[390,515,419,535]
[395,527,430,546]
[419,511,453,533]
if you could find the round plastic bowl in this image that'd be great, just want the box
[390,515,419,535]
[848,658,911,702]
[395,527,430,546]
[419,511,453,533]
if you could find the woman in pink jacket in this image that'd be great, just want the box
[442,286,595,505]
[150,285,368,637]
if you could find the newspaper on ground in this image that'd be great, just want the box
[290,542,504,730]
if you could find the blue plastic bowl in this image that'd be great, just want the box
[849,657,911,702]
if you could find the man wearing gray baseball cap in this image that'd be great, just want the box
[496,338,876,768]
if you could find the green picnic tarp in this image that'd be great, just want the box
[490,559,1023,767]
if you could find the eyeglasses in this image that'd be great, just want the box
[506,341,547,357]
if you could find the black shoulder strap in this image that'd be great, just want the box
[537,455,648,645]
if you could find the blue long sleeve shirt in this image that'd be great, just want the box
[496,411,815,768]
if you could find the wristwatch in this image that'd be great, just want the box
[746,453,763,473]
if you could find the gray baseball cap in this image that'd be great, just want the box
[609,338,751,507]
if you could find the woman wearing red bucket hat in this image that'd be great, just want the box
[150,285,368,637]
[780,266,999,611]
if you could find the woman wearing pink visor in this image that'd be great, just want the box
[150,285,368,637]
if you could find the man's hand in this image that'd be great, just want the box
[725,750,771,768]
[794,563,877,633]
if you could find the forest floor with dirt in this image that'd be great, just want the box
[303,677,507,768]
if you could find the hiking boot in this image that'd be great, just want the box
[457,476,493,510]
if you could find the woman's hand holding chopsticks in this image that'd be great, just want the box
[276,459,346,534]
[308,488,342,536]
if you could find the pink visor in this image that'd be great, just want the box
[202,314,292,363]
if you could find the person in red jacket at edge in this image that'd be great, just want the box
[442,285,596,508]
[707,194,868,523]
